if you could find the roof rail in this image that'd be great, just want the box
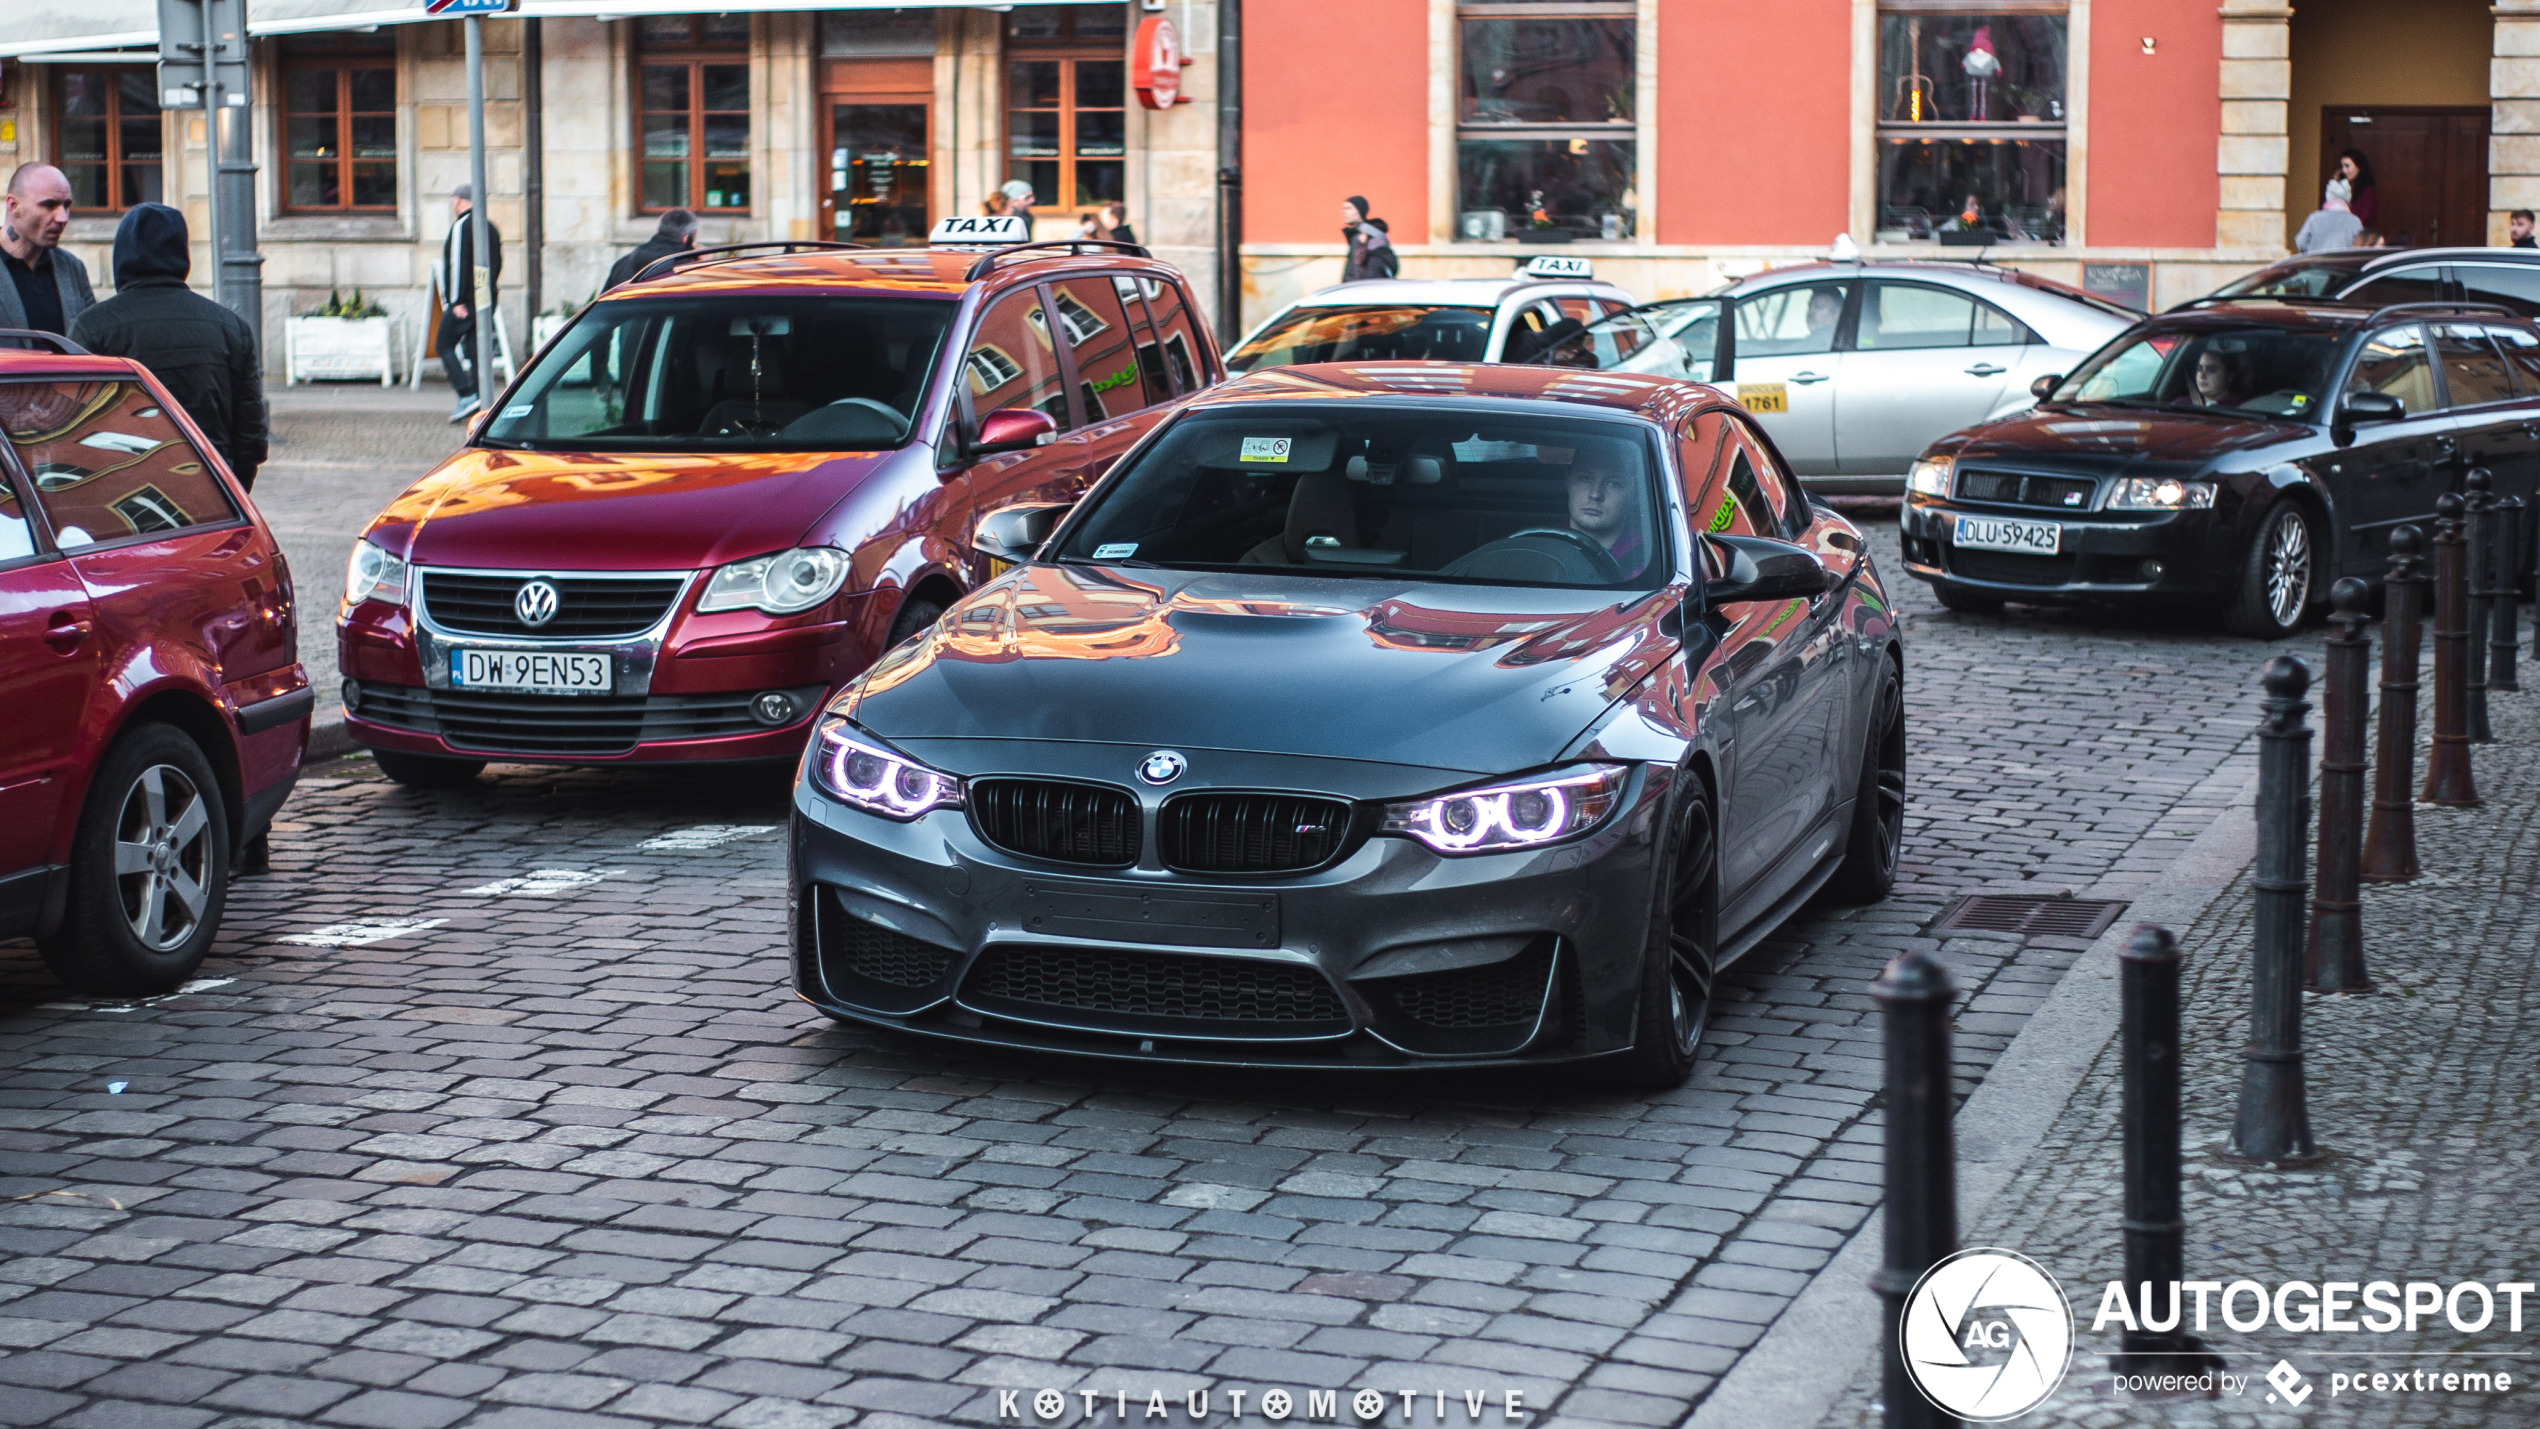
[2366,300,2518,323]
[629,240,871,286]
[0,330,92,356]
[2167,293,2320,311]
[963,238,1150,281]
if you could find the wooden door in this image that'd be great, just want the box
[820,58,932,246]
[2321,106,2490,250]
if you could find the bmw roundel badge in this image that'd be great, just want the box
[1138,750,1187,785]
[514,579,561,628]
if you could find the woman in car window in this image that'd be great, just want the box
[2188,348,2246,410]
[1566,444,1650,579]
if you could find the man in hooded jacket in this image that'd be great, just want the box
[68,203,268,491]
[1341,196,1398,282]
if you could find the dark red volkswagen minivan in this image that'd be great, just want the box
[0,333,312,994]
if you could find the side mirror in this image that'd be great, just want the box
[1701,533,1831,606]
[2030,373,2063,402]
[974,407,1058,456]
[975,502,1068,563]
[2339,391,2405,426]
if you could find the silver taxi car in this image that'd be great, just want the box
[1228,256,1635,372]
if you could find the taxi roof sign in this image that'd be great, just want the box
[1519,255,1595,279]
[931,215,1032,246]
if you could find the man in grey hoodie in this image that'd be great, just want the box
[2294,180,2364,255]
[1341,196,1398,282]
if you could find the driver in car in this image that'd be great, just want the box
[2187,349,2245,410]
[1566,444,1650,580]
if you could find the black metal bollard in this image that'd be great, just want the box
[2465,469,2496,743]
[2231,656,2321,1164]
[2362,526,2425,883]
[2492,494,2523,693]
[2423,493,2480,807]
[1872,948,1958,1429]
[2304,580,2375,994]
[2119,926,2224,1383]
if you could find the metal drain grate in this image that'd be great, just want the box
[1936,895,2129,941]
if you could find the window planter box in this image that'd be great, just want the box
[285,315,397,385]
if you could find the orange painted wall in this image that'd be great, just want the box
[1655,0,1853,245]
[1242,1,1430,243]
[2086,0,2222,247]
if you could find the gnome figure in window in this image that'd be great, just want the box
[1961,25,2001,122]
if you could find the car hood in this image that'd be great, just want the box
[846,564,1683,776]
[369,448,898,571]
[1940,405,2312,476]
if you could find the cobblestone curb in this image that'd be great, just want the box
[1686,758,2264,1429]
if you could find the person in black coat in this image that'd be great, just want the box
[606,208,700,292]
[68,203,268,491]
[438,182,503,421]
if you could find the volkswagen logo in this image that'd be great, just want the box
[514,579,561,629]
[1137,750,1186,785]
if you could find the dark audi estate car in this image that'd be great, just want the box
[1903,298,2540,635]
[789,363,1904,1084]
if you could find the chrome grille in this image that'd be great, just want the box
[1160,793,1352,874]
[968,780,1140,866]
[421,571,686,638]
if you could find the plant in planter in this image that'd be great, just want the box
[287,289,397,385]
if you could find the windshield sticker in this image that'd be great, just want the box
[1709,497,1741,533]
[1093,542,1140,560]
[1239,437,1294,463]
[1452,438,1536,463]
[503,405,536,419]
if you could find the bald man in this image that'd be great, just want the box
[0,164,95,340]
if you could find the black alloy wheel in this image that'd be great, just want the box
[1614,789,1719,1088]
[1825,664,1906,904]
[41,723,232,995]
[373,749,489,788]
[2225,501,2318,638]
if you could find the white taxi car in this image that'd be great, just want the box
[1227,256,1636,372]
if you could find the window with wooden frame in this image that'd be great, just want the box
[637,14,753,215]
[1455,0,1637,242]
[280,33,397,212]
[1002,4,1127,213]
[52,69,163,213]
[1875,1,2068,245]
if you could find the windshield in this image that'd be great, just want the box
[1543,302,1722,382]
[2050,324,2344,420]
[2214,263,2348,299]
[480,294,953,451]
[1051,406,1669,591]
[1226,305,1494,371]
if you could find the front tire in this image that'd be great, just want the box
[373,749,488,788]
[2224,501,2318,638]
[39,724,231,996]
[1823,663,1906,905]
[888,594,947,647]
[1612,788,1719,1089]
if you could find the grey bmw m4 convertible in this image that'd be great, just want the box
[787,362,1905,1086]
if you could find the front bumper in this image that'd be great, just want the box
[1900,497,2232,603]
[787,754,1679,1069]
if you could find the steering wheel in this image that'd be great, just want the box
[1506,528,1627,582]
[1438,527,1626,585]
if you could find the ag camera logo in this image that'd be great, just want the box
[1902,1247,2074,1420]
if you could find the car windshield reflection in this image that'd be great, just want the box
[481,295,954,452]
[1051,407,1671,590]
[1227,306,1495,371]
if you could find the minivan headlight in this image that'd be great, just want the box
[344,538,408,607]
[2107,478,2217,511]
[1908,458,1953,499]
[698,546,852,615]
[809,718,963,820]
[1381,764,1628,855]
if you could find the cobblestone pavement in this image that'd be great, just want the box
[0,530,2325,1429]
[1821,675,2540,1428]
[256,385,469,732]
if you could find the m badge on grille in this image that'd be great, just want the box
[515,579,560,628]
[1138,750,1186,785]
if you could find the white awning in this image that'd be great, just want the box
[0,0,1066,58]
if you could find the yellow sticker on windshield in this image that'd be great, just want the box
[1737,383,1788,414]
[1240,436,1294,463]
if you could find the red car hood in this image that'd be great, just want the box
[370,448,893,571]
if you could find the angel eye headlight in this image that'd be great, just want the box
[809,718,963,820]
[1381,764,1628,855]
